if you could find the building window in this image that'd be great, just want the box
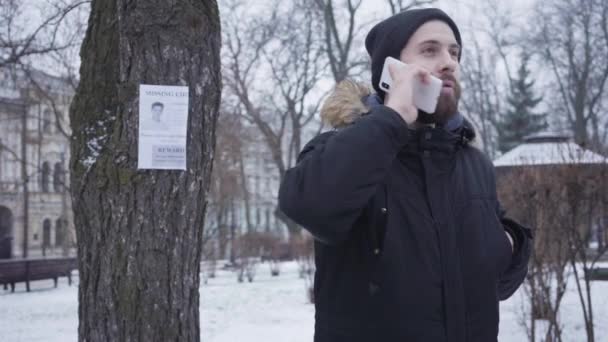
[256,207,261,226]
[265,208,271,232]
[42,219,52,248]
[55,111,63,133]
[53,162,64,192]
[40,162,50,192]
[0,206,14,259]
[254,176,260,198]
[55,218,66,247]
[265,177,271,196]
[43,109,53,134]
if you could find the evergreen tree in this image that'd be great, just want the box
[497,55,547,153]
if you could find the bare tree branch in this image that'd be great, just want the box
[531,0,608,149]
[310,0,367,83]
[0,0,90,67]
[385,0,436,15]
[222,0,328,237]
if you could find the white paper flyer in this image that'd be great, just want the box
[137,84,189,170]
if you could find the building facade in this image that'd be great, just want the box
[494,132,607,251]
[0,69,74,259]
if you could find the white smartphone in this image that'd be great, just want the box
[379,56,443,114]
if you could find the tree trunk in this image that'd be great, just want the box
[238,149,253,231]
[217,203,228,259]
[69,1,221,341]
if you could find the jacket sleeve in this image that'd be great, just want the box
[278,106,410,245]
[497,203,534,300]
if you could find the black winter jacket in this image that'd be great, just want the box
[279,81,532,342]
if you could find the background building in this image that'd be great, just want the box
[494,132,607,252]
[0,68,74,259]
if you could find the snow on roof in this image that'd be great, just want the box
[493,133,607,167]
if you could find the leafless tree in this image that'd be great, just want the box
[201,243,217,285]
[458,0,527,158]
[459,33,503,158]
[498,153,608,342]
[290,231,315,302]
[254,231,285,276]
[385,0,436,15]
[308,0,439,83]
[222,0,327,238]
[309,0,371,83]
[207,107,253,259]
[1,0,88,138]
[0,0,89,68]
[498,166,569,342]
[233,231,268,282]
[557,163,608,342]
[530,0,608,151]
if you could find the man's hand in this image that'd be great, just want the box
[384,62,432,125]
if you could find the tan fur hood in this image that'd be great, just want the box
[320,80,371,129]
[319,80,479,147]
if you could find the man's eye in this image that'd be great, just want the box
[450,50,460,57]
[422,47,436,55]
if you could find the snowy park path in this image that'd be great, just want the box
[1,261,606,341]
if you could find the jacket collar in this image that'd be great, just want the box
[320,80,477,149]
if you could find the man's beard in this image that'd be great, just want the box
[417,76,461,126]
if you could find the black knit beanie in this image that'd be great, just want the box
[365,8,462,97]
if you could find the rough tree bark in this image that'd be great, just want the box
[69,1,221,341]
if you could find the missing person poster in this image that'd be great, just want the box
[137,84,189,170]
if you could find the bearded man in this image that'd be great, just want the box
[279,8,532,342]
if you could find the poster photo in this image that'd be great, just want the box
[137,84,189,170]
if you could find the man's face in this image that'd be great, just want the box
[151,105,163,121]
[399,20,461,125]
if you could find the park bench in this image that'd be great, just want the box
[0,257,77,292]
[586,267,608,281]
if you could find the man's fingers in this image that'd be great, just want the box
[414,68,431,84]
[390,62,431,85]
[388,62,401,81]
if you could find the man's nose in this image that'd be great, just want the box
[439,50,457,74]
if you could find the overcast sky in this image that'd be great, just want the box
[14,0,539,78]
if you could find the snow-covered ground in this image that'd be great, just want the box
[1,261,607,341]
